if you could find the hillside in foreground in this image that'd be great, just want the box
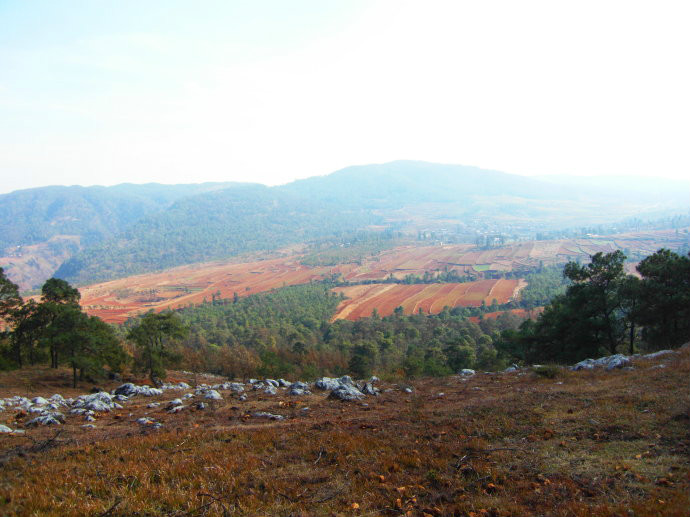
[0,349,688,516]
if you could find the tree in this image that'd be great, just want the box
[48,306,124,387]
[518,251,628,363]
[39,278,82,368]
[127,311,188,385]
[563,250,627,355]
[635,249,690,349]
[0,267,22,322]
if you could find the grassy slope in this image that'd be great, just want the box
[0,351,688,516]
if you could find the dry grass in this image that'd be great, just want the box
[0,351,688,516]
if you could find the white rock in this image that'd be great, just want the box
[204,390,222,400]
[0,424,13,433]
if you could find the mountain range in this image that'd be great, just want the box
[1,161,687,290]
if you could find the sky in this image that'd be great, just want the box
[1,0,689,194]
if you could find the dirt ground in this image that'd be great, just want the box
[0,350,688,517]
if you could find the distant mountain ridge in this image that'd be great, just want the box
[2,160,687,289]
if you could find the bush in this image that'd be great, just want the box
[533,364,560,379]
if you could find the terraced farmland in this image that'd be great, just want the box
[77,228,687,323]
[331,278,522,320]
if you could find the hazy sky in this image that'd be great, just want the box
[1,0,688,194]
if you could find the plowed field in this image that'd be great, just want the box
[332,278,521,320]
[77,228,687,323]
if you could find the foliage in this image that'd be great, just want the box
[154,284,523,380]
[507,249,690,364]
[57,186,379,285]
[127,311,188,385]
[0,276,126,385]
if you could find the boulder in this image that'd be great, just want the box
[204,390,223,400]
[571,354,632,371]
[314,377,341,391]
[360,383,379,396]
[113,383,138,397]
[288,382,311,396]
[278,379,291,387]
[641,350,674,360]
[253,412,285,420]
[328,384,365,401]
[459,369,476,376]
[26,412,65,427]
[31,396,49,405]
[263,385,277,395]
[0,424,13,433]
[264,379,279,388]
[504,364,520,373]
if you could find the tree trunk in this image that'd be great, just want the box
[629,323,635,355]
[73,365,77,388]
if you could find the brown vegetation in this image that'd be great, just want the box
[0,350,688,516]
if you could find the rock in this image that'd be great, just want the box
[196,402,207,410]
[604,354,631,370]
[176,382,191,389]
[260,385,276,395]
[0,424,13,433]
[459,369,476,376]
[328,384,365,401]
[278,378,291,387]
[264,379,279,388]
[314,377,341,391]
[641,350,675,360]
[26,412,65,427]
[239,394,248,402]
[73,392,117,413]
[248,378,259,384]
[147,402,160,408]
[168,405,185,413]
[571,358,596,371]
[288,382,311,396]
[90,386,106,393]
[49,393,67,406]
[113,382,162,397]
[504,364,520,373]
[572,354,631,371]
[253,412,285,420]
[137,417,162,429]
[168,398,183,407]
[369,376,380,383]
[204,390,223,400]
[360,383,379,396]
[114,394,129,402]
[31,396,49,405]
[84,415,96,422]
[403,387,414,393]
[113,383,139,397]
[81,424,96,429]
[338,375,355,386]
[139,386,163,396]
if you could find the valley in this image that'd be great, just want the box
[74,228,689,324]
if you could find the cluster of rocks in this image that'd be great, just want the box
[454,349,679,378]
[0,373,390,432]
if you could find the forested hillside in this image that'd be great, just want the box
[0,182,237,251]
[0,182,242,289]
[56,186,379,284]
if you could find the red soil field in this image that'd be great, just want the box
[80,256,336,324]
[77,228,686,324]
[332,279,522,320]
